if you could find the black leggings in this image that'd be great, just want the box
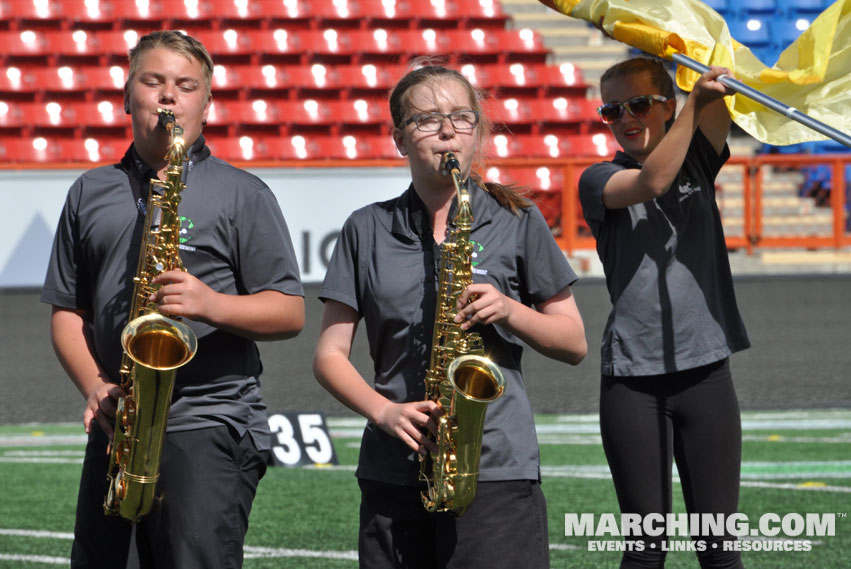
[600,359,744,569]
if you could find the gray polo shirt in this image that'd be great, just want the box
[42,138,304,450]
[320,181,578,484]
[579,130,749,377]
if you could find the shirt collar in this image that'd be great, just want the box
[390,178,495,241]
[612,149,642,169]
[125,134,211,182]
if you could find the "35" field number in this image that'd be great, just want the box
[268,412,338,467]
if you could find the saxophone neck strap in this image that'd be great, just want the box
[119,146,156,218]
[120,136,211,217]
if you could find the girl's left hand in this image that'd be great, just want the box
[454,283,514,330]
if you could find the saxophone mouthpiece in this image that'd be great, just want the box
[156,108,176,132]
[441,152,461,176]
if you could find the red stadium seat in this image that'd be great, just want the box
[206,99,286,135]
[0,136,125,163]
[204,0,269,28]
[209,63,249,99]
[19,100,80,134]
[311,134,402,160]
[9,65,125,100]
[41,30,108,65]
[76,65,128,97]
[335,63,408,98]
[2,0,70,29]
[487,97,537,134]
[399,0,509,30]
[56,0,122,29]
[89,30,143,62]
[304,1,369,29]
[291,29,357,65]
[0,100,26,131]
[74,136,128,162]
[346,29,410,63]
[459,0,510,30]
[275,99,337,135]
[525,97,601,134]
[193,29,258,63]
[68,100,131,135]
[329,99,392,134]
[442,29,548,65]
[258,0,314,29]
[475,63,587,99]
[309,135,364,160]
[206,135,273,162]
[14,100,128,138]
[487,133,550,159]
[487,132,615,159]
[0,65,40,98]
[353,0,417,29]
[553,133,618,158]
[0,30,53,64]
[262,134,401,161]
[380,29,446,62]
[475,63,543,98]
[531,63,588,97]
[0,137,58,162]
[279,64,344,98]
[483,165,564,192]
[109,1,171,28]
[349,134,403,159]
[263,135,328,160]
[239,28,315,65]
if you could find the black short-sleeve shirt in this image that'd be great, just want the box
[320,181,578,484]
[579,130,749,376]
[42,139,304,449]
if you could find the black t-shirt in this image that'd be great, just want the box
[42,139,304,448]
[579,130,749,376]
[320,182,578,484]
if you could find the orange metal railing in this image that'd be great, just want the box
[490,154,851,255]
[2,153,848,255]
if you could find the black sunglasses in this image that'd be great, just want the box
[596,95,668,124]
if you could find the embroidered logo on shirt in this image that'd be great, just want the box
[677,176,701,202]
[178,215,196,252]
[470,240,488,275]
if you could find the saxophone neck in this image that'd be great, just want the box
[441,152,473,227]
[157,108,187,169]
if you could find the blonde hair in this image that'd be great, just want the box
[126,30,214,103]
[390,57,531,214]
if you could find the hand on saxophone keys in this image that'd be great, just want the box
[374,399,443,455]
[454,283,514,330]
[149,269,217,321]
[82,381,125,441]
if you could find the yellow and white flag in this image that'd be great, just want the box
[542,0,851,146]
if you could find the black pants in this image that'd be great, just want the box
[71,424,268,569]
[600,359,744,569]
[358,479,550,569]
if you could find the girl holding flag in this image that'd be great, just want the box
[579,56,750,568]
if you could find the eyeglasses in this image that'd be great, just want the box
[596,95,668,124]
[402,110,479,132]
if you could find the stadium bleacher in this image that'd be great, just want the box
[1,0,846,210]
[0,0,602,201]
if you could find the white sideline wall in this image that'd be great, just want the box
[2,166,410,287]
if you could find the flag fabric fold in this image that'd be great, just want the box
[543,0,851,146]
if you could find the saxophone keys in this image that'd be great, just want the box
[114,471,127,499]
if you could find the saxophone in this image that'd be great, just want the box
[104,109,198,521]
[418,152,506,516]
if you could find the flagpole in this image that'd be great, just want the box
[672,53,851,149]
